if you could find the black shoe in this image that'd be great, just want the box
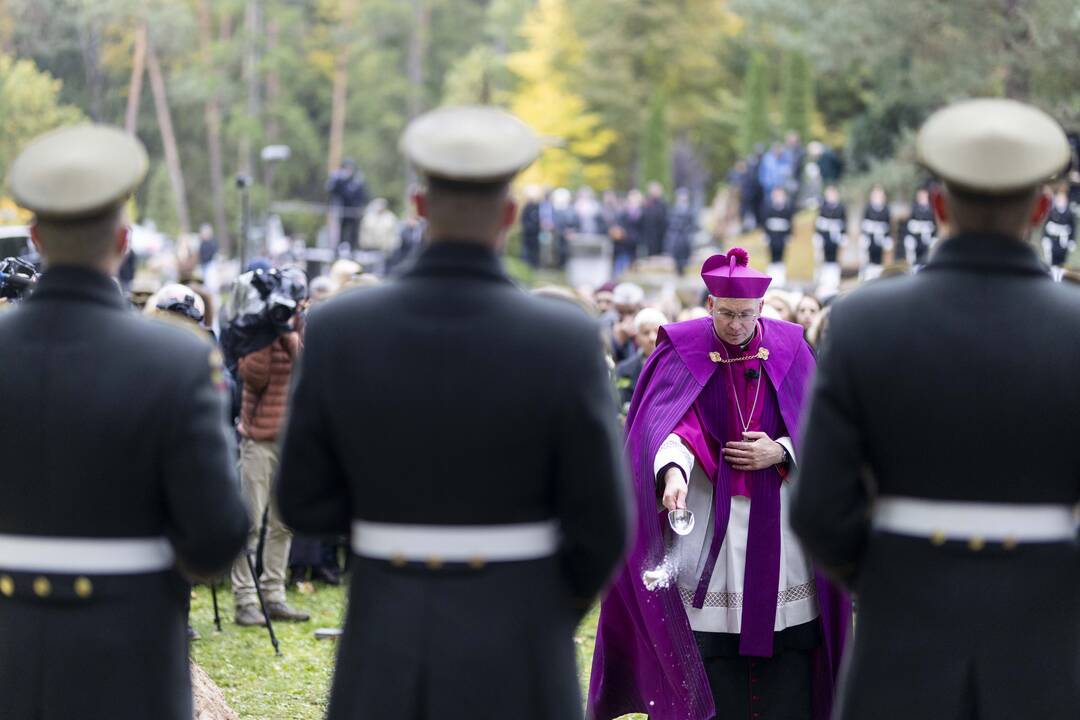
[187,625,201,641]
[266,601,310,622]
[314,566,341,586]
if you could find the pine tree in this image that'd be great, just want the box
[639,89,671,191]
[781,50,813,142]
[738,50,771,156]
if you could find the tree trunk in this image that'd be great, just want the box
[147,42,191,235]
[196,0,230,255]
[239,0,260,179]
[78,22,105,121]
[263,15,281,193]
[405,0,430,189]
[327,52,348,174]
[124,23,148,135]
[1001,0,1031,100]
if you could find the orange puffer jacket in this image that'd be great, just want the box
[237,332,300,441]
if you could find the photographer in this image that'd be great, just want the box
[226,267,310,626]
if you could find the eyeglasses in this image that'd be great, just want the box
[712,310,760,324]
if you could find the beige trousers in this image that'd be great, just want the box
[230,438,292,607]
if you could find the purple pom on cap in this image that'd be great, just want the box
[700,247,772,299]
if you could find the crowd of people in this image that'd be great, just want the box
[519,182,699,277]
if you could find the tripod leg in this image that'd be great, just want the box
[246,550,281,656]
[211,582,222,633]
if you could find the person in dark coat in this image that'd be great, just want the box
[813,185,847,294]
[520,185,544,269]
[900,187,938,268]
[666,188,697,276]
[0,125,249,720]
[642,181,669,257]
[613,307,665,413]
[613,190,645,277]
[1041,185,1075,281]
[326,158,369,254]
[277,106,629,720]
[859,185,892,280]
[794,98,1079,720]
[762,186,795,286]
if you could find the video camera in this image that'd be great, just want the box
[219,266,308,375]
[249,268,303,330]
[0,256,40,302]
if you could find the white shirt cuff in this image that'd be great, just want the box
[654,433,694,483]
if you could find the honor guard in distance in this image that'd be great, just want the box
[900,187,938,268]
[1041,185,1075,281]
[859,185,892,281]
[813,185,848,294]
[0,125,249,720]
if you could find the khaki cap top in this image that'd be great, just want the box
[400,106,540,183]
[916,98,1069,194]
[9,124,149,220]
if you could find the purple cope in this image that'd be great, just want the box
[587,316,852,720]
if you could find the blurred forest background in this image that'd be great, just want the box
[2,0,1080,253]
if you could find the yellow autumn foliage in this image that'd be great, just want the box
[507,0,616,190]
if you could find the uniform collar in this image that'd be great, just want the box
[924,233,1048,278]
[28,265,128,309]
[401,240,511,284]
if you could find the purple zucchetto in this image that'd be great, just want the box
[700,247,772,299]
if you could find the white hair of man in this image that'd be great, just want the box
[612,282,645,307]
[633,307,667,334]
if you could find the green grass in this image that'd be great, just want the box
[191,584,644,719]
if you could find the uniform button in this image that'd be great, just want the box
[930,530,947,546]
[389,554,407,568]
[74,577,93,599]
[33,576,51,598]
[467,556,486,570]
[1002,536,1018,551]
[967,536,985,552]
[426,556,444,570]
[0,575,13,597]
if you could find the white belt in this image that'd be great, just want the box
[873,497,1078,544]
[0,535,175,574]
[351,521,559,564]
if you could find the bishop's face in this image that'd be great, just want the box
[707,296,764,346]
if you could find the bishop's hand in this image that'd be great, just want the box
[723,431,785,471]
[661,467,688,511]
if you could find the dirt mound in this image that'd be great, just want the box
[191,660,239,720]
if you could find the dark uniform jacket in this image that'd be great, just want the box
[1042,204,1075,266]
[763,199,795,262]
[860,203,892,265]
[793,234,1079,720]
[277,241,629,720]
[814,200,847,263]
[0,267,249,720]
[901,201,937,266]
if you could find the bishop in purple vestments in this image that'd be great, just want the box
[588,248,851,720]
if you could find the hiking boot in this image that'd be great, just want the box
[234,604,267,627]
[267,601,310,622]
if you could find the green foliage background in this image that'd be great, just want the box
[1,0,1078,236]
